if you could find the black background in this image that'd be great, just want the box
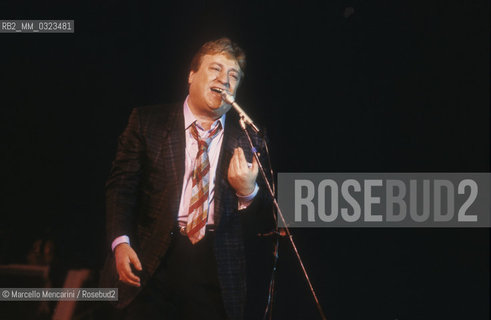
[2,0,489,319]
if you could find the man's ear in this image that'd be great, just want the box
[188,71,195,85]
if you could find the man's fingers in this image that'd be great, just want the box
[251,155,259,175]
[231,148,243,175]
[236,147,248,170]
[119,272,140,287]
[233,148,242,171]
[122,258,141,283]
[130,251,143,271]
[121,276,140,287]
[236,147,257,172]
[121,268,141,287]
[229,147,258,178]
[115,245,141,287]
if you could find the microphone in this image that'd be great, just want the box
[211,88,260,133]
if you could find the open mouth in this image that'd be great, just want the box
[210,87,225,101]
[210,87,224,94]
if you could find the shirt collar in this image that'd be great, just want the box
[183,95,226,132]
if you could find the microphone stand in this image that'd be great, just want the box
[237,116,328,320]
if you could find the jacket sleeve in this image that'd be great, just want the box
[105,108,145,248]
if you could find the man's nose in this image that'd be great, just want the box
[217,71,230,87]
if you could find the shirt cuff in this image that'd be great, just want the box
[111,235,130,252]
[237,183,259,210]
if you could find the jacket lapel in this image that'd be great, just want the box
[214,112,242,228]
[150,104,185,221]
[166,106,186,219]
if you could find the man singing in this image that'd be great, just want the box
[100,38,272,320]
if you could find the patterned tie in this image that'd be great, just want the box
[186,121,222,244]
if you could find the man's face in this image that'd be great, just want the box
[188,53,241,119]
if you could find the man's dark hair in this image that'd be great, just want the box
[189,38,246,76]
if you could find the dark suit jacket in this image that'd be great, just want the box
[99,103,272,320]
